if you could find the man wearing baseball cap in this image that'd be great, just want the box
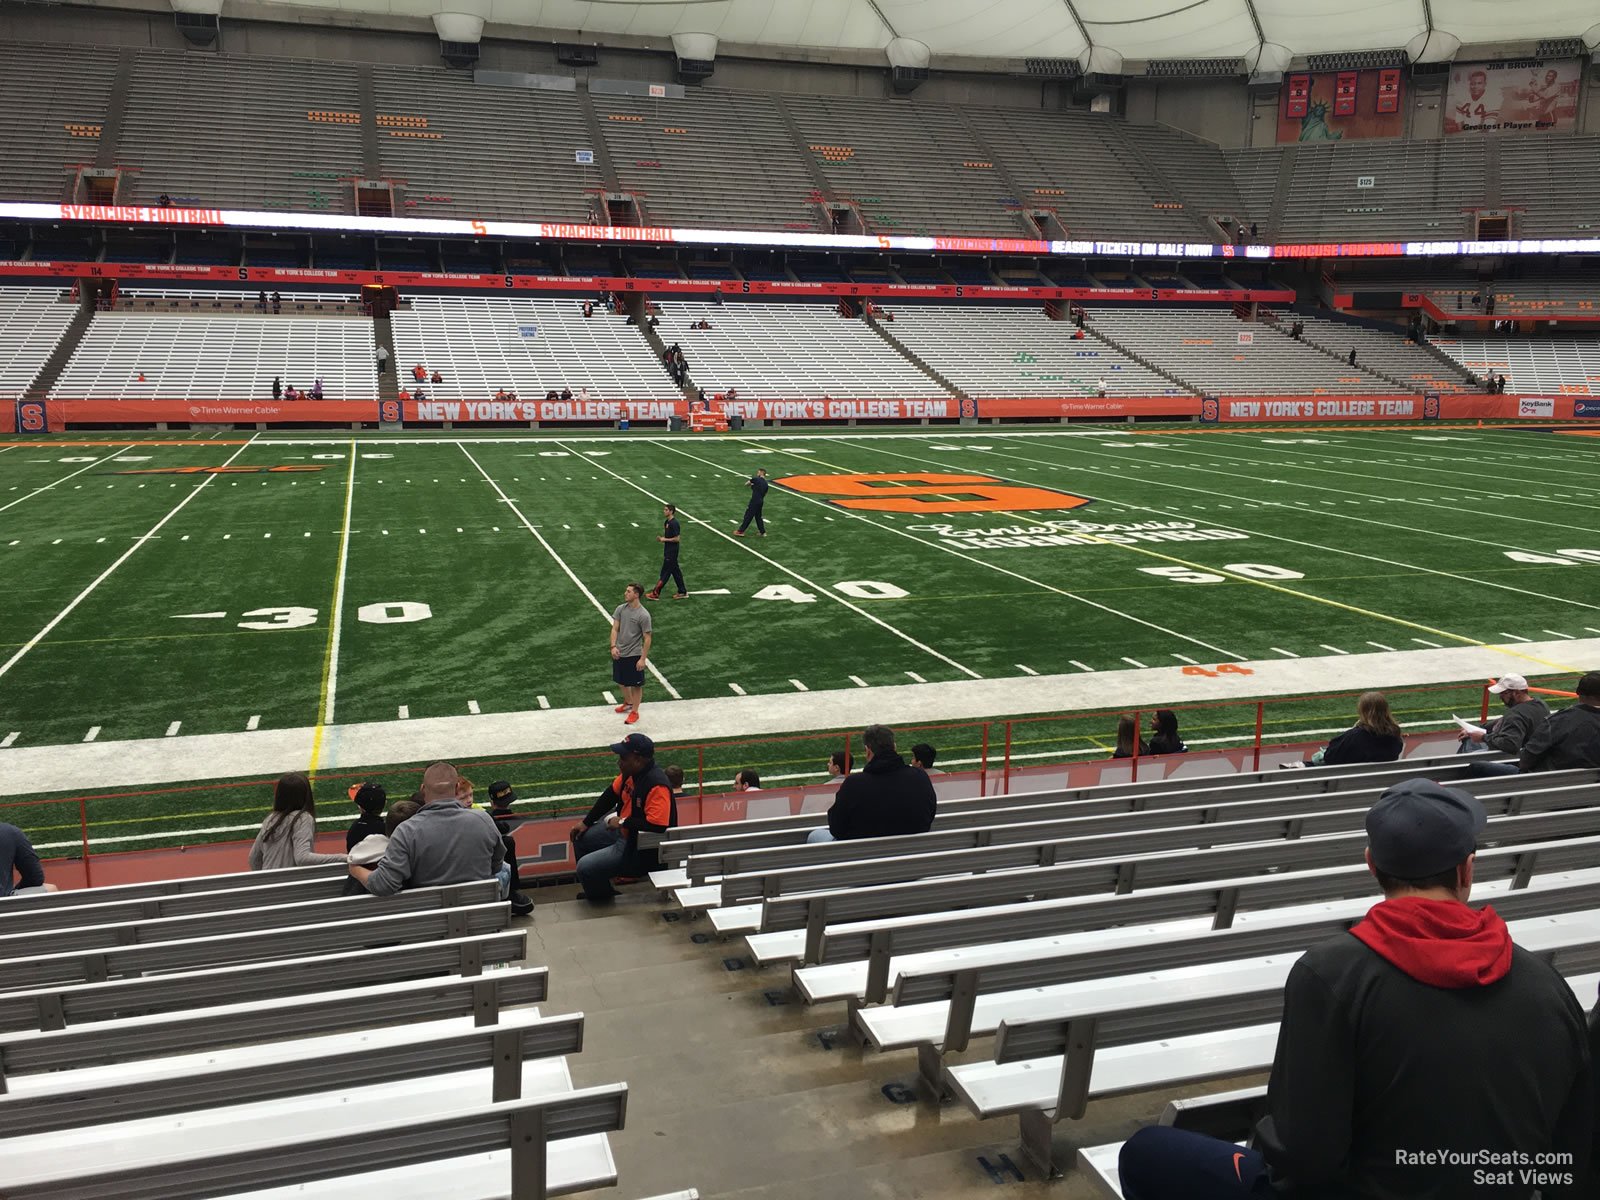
[1460,673,1551,776]
[1119,778,1592,1198]
[575,733,676,903]
[485,781,533,917]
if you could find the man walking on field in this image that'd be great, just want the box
[646,503,686,600]
[610,583,652,725]
[735,467,770,536]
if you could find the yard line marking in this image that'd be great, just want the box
[1015,664,1040,675]
[1499,632,1532,643]
[729,683,746,695]
[849,675,869,688]
[1586,628,1600,636]
[1543,630,1576,639]
[663,440,1238,662]
[309,439,358,773]
[1319,644,1349,655]
[83,726,100,743]
[559,440,982,680]
[1367,641,1397,652]
[1121,657,1148,668]
[692,588,732,595]
[0,450,129,517]
[398,706,410,719]
[1270,647,1299,658]
[603,691,618,706]
[460,444,682,701]
[165,721,182,737]
[467,699,481,714]
[905,671,927,683]
[246,715,261,731]
[537,695,551,709]
[1070,660,1096,672]
[0,732,17,749]
[0,435,259,687]
[1411,638,1442,648]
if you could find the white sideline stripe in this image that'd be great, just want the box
[849,675,869,688]
[0,451,129,517]
[672,439,1243,663]
[246,715,261,731]
[558,438,982,682]
[1,732,18,749]
[83,727,100,743]
[320,440,359,727]
[164,721,181,738]
[459,442,683,701]
[729,683,746,696]
[0,435,259,686]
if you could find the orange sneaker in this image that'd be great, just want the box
[624,710,640,724]
[614,704,630,713]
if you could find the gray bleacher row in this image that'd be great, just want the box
[0,864,643,1199]
[638,755,1600,1181]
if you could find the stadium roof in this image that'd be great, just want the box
[148,0,1600,70]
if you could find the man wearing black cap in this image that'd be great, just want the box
[485,781,534,917]
[345,783,387,852]
[1119,778,1593,1199]
[575,733,676,903]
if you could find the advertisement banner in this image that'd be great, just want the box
[1277,69,1405,143]
[13,398,47,433]
[1517,397,1556,418]
[1444,60,1581,136]
[1215,396,1422,422]
[1575,399,1600,419]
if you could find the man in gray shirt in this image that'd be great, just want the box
[1462,673,1552,777]
[349,762,503,896]
[610,582,653,725]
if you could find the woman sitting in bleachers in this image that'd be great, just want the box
[248,773,349,870]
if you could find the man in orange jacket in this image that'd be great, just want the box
[575,733,677,903]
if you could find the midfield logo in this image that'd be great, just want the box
[110,465,326,475]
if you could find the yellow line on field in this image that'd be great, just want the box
[309,440,358,776]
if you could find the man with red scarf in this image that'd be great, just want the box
[1119,778,1593,1198]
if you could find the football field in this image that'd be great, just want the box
[3,422,1599,855]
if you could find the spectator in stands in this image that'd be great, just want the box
[734,770,761,791]
[1146,709,1188,756]
[1347,347,1358,366]
[910,743,944,775]
[497,388,510,401]
[1459,674,1551,774]
[257,289,268,312]
[271,291,282,315]
[560,387,572,401]
[414,386,427,402]
[412,363,427,382]
[343,799,419,896]
[345,782,388,851]
[376,345,390,375]
[1519,671,1600,773]
[284,383,298,401]
[1249,221,1258,240]
[576,733,676,903]
[350,762,504,896]
[0,822,52,896]
[485,781,534,917]
[1095,378,1108,398]
[806,725,936,844]
[545,389,558,401]
[430,369,443,384]
[397,387,411,401]
[649,314,659,329]
[826,749,852,780]
[272,375,282,401]
[582,301,594,319]
[310,378,323,401]
[1304,691,1405,767]
[1118,778,1594,1200]
[157,192,172,207]
[1111,716,1147,760]
[248,773,349,870]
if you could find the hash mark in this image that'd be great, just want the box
[1319,644,1349,655]
[537,695,550,709]
[1411,638,1442,647]
[1498,632,1532,643]
[246,715,260,731]
[729,683,746,695]
[1271,647,1299,658]
[1015,664,1039,675]
[849,675,869,688]
[1070,660,1095,672]
[467,700,481,714]
[603,691,618,706]
[0,732,18,749]
[1543,630,1575,639]
[398,705,410,719]
[83,726,101,743]
[1121,657,1148,668]
[905,671,926,683]
[165,721,181,737]
[1172,654,1199,665]
[1366,641,1397,652]
[790,678,809,691]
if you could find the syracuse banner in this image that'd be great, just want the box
[1444,60,1580,136]
[1278,69,1405,144]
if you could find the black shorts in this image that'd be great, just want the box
[612,656,645,687]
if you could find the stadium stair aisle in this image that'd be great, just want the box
[542,891,1185,1197]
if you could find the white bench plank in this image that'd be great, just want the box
[674,884,723,911]
[649,868,689,890]
[707,902,763,934]
[1076,1143,1124,1200]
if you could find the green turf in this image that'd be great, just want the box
[2,423,1598,856]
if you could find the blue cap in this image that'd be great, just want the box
[608,733,655,757]
[1366,779,1487,878]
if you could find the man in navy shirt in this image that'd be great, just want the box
[736,468,770,536]
[0,823,49,896]
[646,503,686,600]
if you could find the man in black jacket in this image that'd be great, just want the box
[1119,778,1593,1199]
[806,725,935,843]
[1521,672,1600,773]
[575,733,677,902]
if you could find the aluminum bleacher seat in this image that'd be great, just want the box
[1429,334,1600,394]
[1500,135,1600,235]
[780,93,1020,237]
[1085,306,1397,395]
[1277,140,1486,242]
[119,49,361,213]
[374,67,595,223]
[0,43,118,202]
[1286,314,1472,391]
[0,288,77,397]
[885,305,1188,398]
[1121,125,1250,233]
[1221,148,1281,239]
[390,296,681,402]
[657,301,948,400]
[51,311,376,401]
[594,90,820,231]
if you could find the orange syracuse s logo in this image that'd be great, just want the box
[777,472,1091,514]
